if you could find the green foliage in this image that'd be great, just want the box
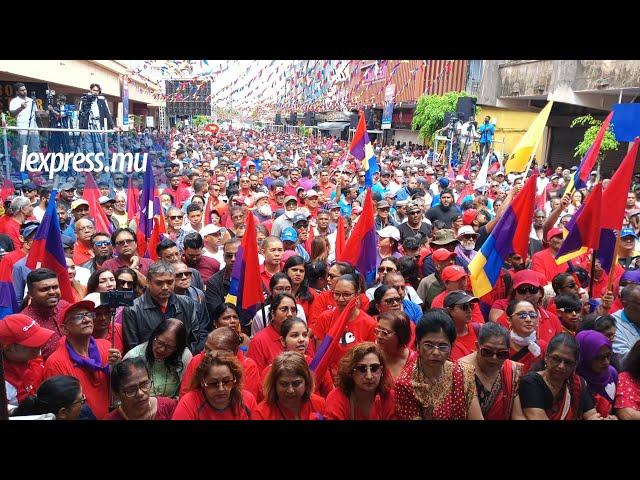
[570,115,618,158]
[191,115,211,128]
[411,91,478,143]
[299,126,310,137]
[3,113,16,127]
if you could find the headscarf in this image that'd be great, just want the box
[576,330,618,403]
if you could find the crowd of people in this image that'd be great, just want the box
[2,122,640,421]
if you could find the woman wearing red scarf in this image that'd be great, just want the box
[254,351,326,420]
[518,334,608,420]
[460,322,525,420]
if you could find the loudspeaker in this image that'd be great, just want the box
[364,108,375,129]
[456,97,476,122]
[289,113,298,125]
[304,111,316,126]
[443,111,457,127]
[275,113,282,125]
[350,112,359,129]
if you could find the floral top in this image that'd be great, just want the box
[394,352,476,420]
[614,372,640,411]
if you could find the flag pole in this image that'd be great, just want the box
[588,248,598,299]
[605,233,622,293]
[523,132,543,178]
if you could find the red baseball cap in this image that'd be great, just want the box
[432,248,457,262]
[61,300,96,324]
[0,314,55,348]
[462,209,477,226]
[546,227,564,241]
[441,265,468,283]
[512,269,545,289]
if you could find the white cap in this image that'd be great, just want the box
[305,189,319,198]
[200,224,222,237]
[455,175,466,182]
[82,292,103,308]
[457,225,479,238]
[377,226,401,241]
[253,192,269,203]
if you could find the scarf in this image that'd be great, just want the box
[454,244,477,265]
[510,330,541,357]
[576,330,618,403]
[66,337,110,374]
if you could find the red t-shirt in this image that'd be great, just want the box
[21,300,70,360]
[43,338,112,419]
[102,396,177,420]
[172,388,257,420]
[531,248,568,285]
[0,248,25,272]
[259,263,284,293]
[0,216,22,250]
[308,290,370,333]
[313,309,377,374]
[193,256,220,284]
[324,387,396,420]
[72,241,94,267]
[180,350,261,400]
[253,393,326,420]
[259,354,334,402]
[3,357,45,404]
[450,326,479,362]
[247,324,284,372]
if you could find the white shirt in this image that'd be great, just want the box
[251,304,306,337]
[74,265,91,286]
[33,205,46,222]
[9,96,37,133]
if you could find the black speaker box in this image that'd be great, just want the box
[456,96,476,122]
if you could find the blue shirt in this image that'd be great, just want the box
[372,183,391,198]
[478,122,495,144]
[402,299,423,324]
[612,309,640,361]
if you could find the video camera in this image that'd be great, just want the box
[100,290,135,309]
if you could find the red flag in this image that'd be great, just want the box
[456,184,474,206]
[82,174,112,234]
[460,150,472,179]
[0,179,14,203]
[447,159,455,180]
[203,194,213,225]
[534,193,546,212]
[487,159,501,175]
[147,216,165,261]
[579,112,613,184]
[602,138,639,231]
[239,212,263,309]
[127,180,139,222]
[309,297,358,381]
[335,215,345,261]
[339,189,377,277]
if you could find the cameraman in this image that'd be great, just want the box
[9,83,46,155]
[47,94,72,153]
[437,115,461,165]
[478,115,495,159]
[78,83,116,154]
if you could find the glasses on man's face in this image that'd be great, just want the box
[327,272,340,280]
[511,311,539,320]
[169,215,183,220]
[94,240,112,247]
[353,363,382,375]
[121,379,153,398]
[516,286,539,295]
[175,271,192,279]
[77,226,94,232]
[116,238,135,247]
[383,296,403,306]
[546,355,576,369]
[420,342,451,353]
[67,311,96,324]
[408,210,422,216]
[203,377,235,390]
[479,347,510,360]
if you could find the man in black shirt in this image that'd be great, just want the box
[426,189,460,228]
[398,201,431,243]
[205,238,240,319]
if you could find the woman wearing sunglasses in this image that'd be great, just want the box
[460,322,525,420]
[312,275,377,378]
[395,310,483,420]
[367,285,404,318]
[172,350,256,420]
[123,318,192,398]
[444,290,482,362]
[554,295,583,335]
[324,342,395,420]
[364,257,398,300]
[519,333,606,420]
[254,351,326,420]
[375,311,413,381]
[104,358,177,420]
[506,300,547,374]
[491,270,563,344]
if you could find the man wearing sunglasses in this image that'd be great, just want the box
[101,228,153,277]
[44,300,122,419]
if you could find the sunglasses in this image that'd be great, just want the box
[353,363,382,374]
[479,347,510,360]
[557,307,580,314]
[452,302,472,311]
[169,215,183,220]
[383,297,403,306]
[94,240,111,247]
[175,271,192,278]
[511,311,539,320]
[516,286,539,295]
[378,266,396,273]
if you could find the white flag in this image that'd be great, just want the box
[474,153,492,192]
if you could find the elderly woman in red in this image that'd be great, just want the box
[312,275,377,376]
[253,351,326,420]
[395,309,484,420]
[375,311,413,380]
[324,342,396,420]
[518,334,610,420]
[507,300,547,374]
[460,322,525,420]
[172,351,256,420]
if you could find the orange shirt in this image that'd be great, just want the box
[324,387,396,420]
[253,394,326,420]
[172,389,256,420]
[43,338,111,419]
